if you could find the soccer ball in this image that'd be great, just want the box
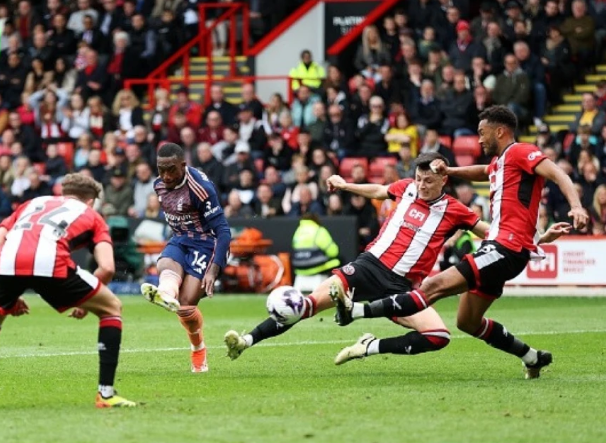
[266,286,306,325]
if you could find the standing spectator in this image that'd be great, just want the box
[514,41,547,127]
[483,21,510,76]
[560,0,596,75]
[440,71,476,137]
[128,14,157,76]
[491,54,531,124]
[98,0,125,52]
[448,20,487,71]
[289,50,325,93]
[15,0,41,43]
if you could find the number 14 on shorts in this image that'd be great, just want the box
[192,251,207,274]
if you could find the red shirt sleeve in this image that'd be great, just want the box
[452,199,481,230]
[387,178,414,200]
[92,211,112,245]
[512,143,547,174]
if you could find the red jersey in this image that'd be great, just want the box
[367,179,479,284]
[0,196,111,278]
[487,143,546,252]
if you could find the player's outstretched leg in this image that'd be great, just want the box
[335,308,451,365]
[224,277,339,360]
[457,292,553,379]
[79,286,137,408]
[178,275,209,373]
[141,272,181,312]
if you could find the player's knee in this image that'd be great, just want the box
[422,330,451,351]
[456,317,479,335]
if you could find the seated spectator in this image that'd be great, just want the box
[198,110,224,145]
[148,88,170,142]
[540,25,574,106]
[288,184,324,217]
[166,111,190,144]
[289,49,325,93]
[179,126,197,157]
[326,193,343,216]
[0,54,27,109]
[440,71,476,138]
[436,64,455,101]
[19,167,52,203]
[279,112,300,150]
[570,93,606,136]
[224,189,254,218]
[85,148,106,183]
[349,83,372,123]
[420,128,456,167]
[483,21,509,76]
[410,79,442,133]
[74,48,107,101]
[24,58,53,94]
[354,25,391,83]
[423,46,448,87]
[514,41,546,127]
[264,93,289,132]
[74,133,93,170]
[144,194,163,220]
[0,185,13,220]
[102,168,133,216]
[307,102,327,145]
[567,125,597,166]
[234,169,256,206]
[282,165,319,214]
[240,83,264,121]
[193,143,224,193]
[211,125,239,165]
[396,143,416,179]
[10,156,31,200]
[223,141,255,192]
[204,84,238,126]
[44,144,68,183]
[48,14,77,60]
[87,95,112,141]
[237,104,267,157]
[78,14,104,52]
[253,183,283,218]
[491,54,531,124]
[264,133,292,173]
[168,86,202,129]
[356,95,390,158]
[324,65,348,96]
[291,85,320,129]
[9,111,42,161]
[316,163,336,208]
[535,124,559,152]
[129,162,155,218]
[0,152,15,191]
[324,85,349,115]
[578,160,604,208]
[468,56,497,91]
[16,92,36,127]
[456,182,489,217]
[350,164,368,185]
[309,148,332,181]
[344,194,379,250]
[323,104,355,160]
[590,184,606,234]
[263,165,287,199]
[386,112,419,156]
[67,0,98,35]
[112,89,144,139]
[127,14,157,76]
[52,57,76,93]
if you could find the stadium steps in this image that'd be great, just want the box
[524,63,606,137]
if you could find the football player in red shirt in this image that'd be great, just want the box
[0,173,136,407]
[335,105,586,379]
[223,152,569,363]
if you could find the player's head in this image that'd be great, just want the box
[415,152,449,201]
[157,142,186,189]
[61,173,102,207]
[477,105,517,156]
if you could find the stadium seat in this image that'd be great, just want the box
[339,157,368,177]
[56,142,74,169]
[455,154,476,167]
[439,136,452,149]
[452,136,481,157]
[369,157,397,178]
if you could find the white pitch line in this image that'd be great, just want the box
[1,328,605,359]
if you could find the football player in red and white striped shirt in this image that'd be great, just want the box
[0,173,136,408]
[338,106,585,378]
[225,152,511,362]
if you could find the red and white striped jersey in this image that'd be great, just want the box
[367,179,479,284]
[487,143,546,252]
[0,196,111,278]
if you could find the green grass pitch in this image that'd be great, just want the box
[1,295,605,443]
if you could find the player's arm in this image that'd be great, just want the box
[537,222,572,244]
[326,175,390,200]
[535,159,588,229]
[471,220,490,239]
[92,241,115,284]
[430,158,489,181]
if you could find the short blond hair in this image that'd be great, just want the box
[62,173,103,201]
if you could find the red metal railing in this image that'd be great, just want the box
[124,75,297,109]
[125,3,249,106]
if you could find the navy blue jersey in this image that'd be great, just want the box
[154,166,231,269]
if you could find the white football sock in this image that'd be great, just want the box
[243,334,253,347]
[352,303,365,319]
[366,339,380,356]
[522,348,538,365]
[99,385,115,398]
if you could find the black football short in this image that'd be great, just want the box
[456,240,529,299]
[0,266,101,315]
[332,252,413,302]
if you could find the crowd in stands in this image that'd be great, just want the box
[1,0,606,250]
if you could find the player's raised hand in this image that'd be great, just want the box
[568,206,589,230]
[69,308,89,319]
[327,175,347,193]
[429,159,448,175]
[10,297,29,316]
[541,222,572,244]
[202,263,220,298]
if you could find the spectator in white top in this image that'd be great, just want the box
[67,0,98,35]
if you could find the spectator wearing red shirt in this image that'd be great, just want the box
[198,111,224,145]
[168,86,202,129]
